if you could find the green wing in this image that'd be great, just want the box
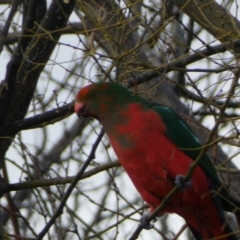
[149,103,220,185]
[148,103,240,213]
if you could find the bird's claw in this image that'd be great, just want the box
[175,175,192,191]
[139,213,157,230]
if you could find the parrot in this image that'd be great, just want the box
[74,82,240,240]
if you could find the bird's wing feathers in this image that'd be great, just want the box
[149,103,220,185]
[150,103,240,214]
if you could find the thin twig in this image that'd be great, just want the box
[5,160,120,193]
[36,129,104,240]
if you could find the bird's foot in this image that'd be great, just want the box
[139,213,157,230]
[175,175,192,191]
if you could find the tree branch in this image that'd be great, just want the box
[3,160,120,193]
[171,0,240,44]
[3,101,74,135]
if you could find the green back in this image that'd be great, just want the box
[149,103,221,186]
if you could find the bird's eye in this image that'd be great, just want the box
[91,93,97,98]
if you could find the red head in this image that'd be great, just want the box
[74,82,144,121]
